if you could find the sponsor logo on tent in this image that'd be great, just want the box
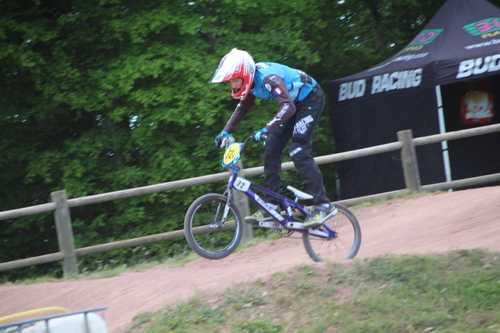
[409,29,444,45]
[338,80,366,101]
[398,29,444,53]
[463,18,500,38]
[338,69,423,101]
[457,54,500,78]
[371,69,422,94]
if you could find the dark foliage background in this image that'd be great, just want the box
[2,0,496,280]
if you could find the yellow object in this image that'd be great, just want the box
[0,307,69,324]
[223,143,241,166]
[466,90,486,104]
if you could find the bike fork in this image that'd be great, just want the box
[209,190,233,230]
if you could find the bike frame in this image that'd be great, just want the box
[184,135,360,262]
[225,167,337,239]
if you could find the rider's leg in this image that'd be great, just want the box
[263,118,294,205]
[289,85,336,227]
[288,85,330,206]
[244,119,293,224]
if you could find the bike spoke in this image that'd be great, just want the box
[302,204,361,262]
[184,194,242,260]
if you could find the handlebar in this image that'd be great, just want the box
[220,134,268,169]
[221,134,267,152]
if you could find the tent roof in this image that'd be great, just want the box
[329,0,500,91]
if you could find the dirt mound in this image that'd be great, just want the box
[1,186,499,332]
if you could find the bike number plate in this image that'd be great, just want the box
[223,143,241,167]
[234,177,251,192]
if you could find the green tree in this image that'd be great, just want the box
[3,0,495,280]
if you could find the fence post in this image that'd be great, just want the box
[397,130,421,192]
[51,190,78,276]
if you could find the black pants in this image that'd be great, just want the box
[264,85,330,205]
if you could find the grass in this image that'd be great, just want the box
[126,248,500,333]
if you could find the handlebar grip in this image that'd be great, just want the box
[220,136,235,148]
[252,132,268,142]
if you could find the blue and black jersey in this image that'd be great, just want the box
[223,62,317,134]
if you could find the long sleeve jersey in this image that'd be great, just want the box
[223,62,317,134]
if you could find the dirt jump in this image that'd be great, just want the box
[1,185,499,332]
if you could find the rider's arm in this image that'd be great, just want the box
[223,94,256,133]
[262,75,296,134]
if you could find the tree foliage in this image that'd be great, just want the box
[2,0,498,279]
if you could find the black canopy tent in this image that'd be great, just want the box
[327,0,500,199]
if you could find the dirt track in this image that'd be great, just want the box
[1,186,499,332]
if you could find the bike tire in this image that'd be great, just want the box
[184,193,243,260]
[302,203,361,262]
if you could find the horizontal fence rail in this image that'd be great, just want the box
[1,123,500,275]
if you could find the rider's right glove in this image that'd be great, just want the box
[214,131,230,150]
[253,128,268,142]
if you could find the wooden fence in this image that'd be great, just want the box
[1,124,500,276]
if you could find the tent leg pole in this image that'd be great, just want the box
[435,85,452,187]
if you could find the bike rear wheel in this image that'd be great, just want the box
[184,193,243,260]
[302,203,361,262]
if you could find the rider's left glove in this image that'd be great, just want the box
[253,128,268,142]
[214,131,230,150]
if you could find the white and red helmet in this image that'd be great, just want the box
[211,48,255,100]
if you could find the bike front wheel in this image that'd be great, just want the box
[184,193,243,260]
[302,203,361,262]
